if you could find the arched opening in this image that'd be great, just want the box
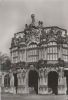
[64,70,68,94]
[4,74,10,87]
[48,71,58,95]
[66,76,68,94]
[13,73,18,93]
[28,70,38,94]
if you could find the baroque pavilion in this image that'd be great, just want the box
[2,14,68,95]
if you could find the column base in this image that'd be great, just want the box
[38,85,48,94]
[17,85,28,94]
[9,86,16,94]
[58,85,66,95]
[38,85,66,95]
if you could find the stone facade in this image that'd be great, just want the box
[2,14,68,95]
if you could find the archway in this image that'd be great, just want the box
[64,70,68,94]
[13,73,18,93]
[48,71,58,94]
[4,74,10,87]
[28,70,38,94]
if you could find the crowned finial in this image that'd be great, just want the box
[31,14,35,26]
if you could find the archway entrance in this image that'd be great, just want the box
[48,71,58,95]
[4,74,10,87]
[13,73,18,93]
[28,70,38,94]
[64,70,68,94]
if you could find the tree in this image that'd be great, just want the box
[0,52,11,71]
[0,52,4,64]
[4,59,11,71]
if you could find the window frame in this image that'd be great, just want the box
[47,41,58,61]
[62,44,68,62]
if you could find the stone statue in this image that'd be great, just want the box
[10,74,14,86]
[38,21,43,27]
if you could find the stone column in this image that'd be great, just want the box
[58,44,63,59]
[9,72,16,94]
[38,69,43,94]
[17,72,21,94]
[0,72,2,93]
[38,68,48,94]
[17,69,27,94]
[1,73,5,93]
[43,70,48,94]
[58,67,66,94]
[1,73,4,87]
[10,73,14,86]
[21,69,27,94]
[63,76,67,94]
[24,69,29,94]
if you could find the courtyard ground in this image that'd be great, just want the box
[1,93,67,100]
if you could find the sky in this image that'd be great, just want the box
[0,0,68,55]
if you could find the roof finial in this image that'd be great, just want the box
[38,21,43,28]
[31,14,35,26]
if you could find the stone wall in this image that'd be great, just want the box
[2,67,67,95]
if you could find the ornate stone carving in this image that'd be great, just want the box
[10,73,14,86]
[44,68,48,77]
[21,69,26,81]
[9,15,68,95]
[39,68,44,78]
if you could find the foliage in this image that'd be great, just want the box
[0,52,11,71]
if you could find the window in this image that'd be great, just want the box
[12,51,18,58]
[29,43,37,48]
[27,44,38,62]
[28,49,38,56]
[48,42,57,46]
[13,58,17,63]
[47,42,58,60]
[63,48,68,62]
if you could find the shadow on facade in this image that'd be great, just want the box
[48,71,58,95]
[64,70,68,94]
[4,74,10,87]
[13,73,18,93]
[28,70,38,94]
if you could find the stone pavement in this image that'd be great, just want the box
[1,93,67,100]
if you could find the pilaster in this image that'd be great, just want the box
[9,72,16,94]
[38,68,48,94]
[58,67,66,94]
[17,68,28,94]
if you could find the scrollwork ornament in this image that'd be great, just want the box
[39,69,44,78]
[21,69,26,79]
[44,68,47,77]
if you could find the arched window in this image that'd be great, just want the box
[12,51,18,63]
[29,42,37,48]
[47,41,58,60]
[63,43,68,62]
[27,42,38,62]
